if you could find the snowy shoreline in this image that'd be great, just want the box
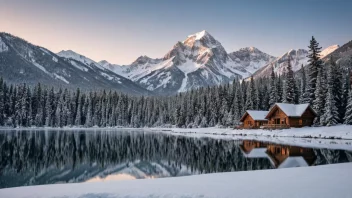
[1,163,351,198]
[1,124,352,139]
[149,125,352,140]
[1,124,352,140]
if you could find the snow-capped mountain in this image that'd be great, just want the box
[250,44,344,79]
[228,47,276,74]
[322,40,352,70]
[320,44,339,58]
[57,50,107,71]
[0,32,150,95]
[250,49,309,79]
[101,31,275,94]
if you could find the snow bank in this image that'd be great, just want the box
[1,163,351,198]
[151,125,352,140]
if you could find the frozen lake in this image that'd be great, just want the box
[0,129,351,189]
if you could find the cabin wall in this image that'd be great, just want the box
[243,115,255,128]
[300,109,315,126]
[242,115,267,129]
[267,108,288,125]
[267,107,316,128]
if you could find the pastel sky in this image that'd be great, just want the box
[1,0,351,64]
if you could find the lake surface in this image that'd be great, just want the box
[0,129,351,189]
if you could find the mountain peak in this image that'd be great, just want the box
[239,47,260,53]
[99,60,110,66]
[57,50,79,57]
[187,30,212,40]
[131,55,152,65]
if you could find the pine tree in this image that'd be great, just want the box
[344,88,352,125]
[269,66,277,107]
[306,36,323,105]
[313,68,325,117]
[245,77,256,110]
[299,65,309,103]
[341,73,349,123]
[276,75,283,102]
[75,96,82,126]
[283,55,295,103]
[45,88,54,126]
[321,65,339,126]
[330,58,343,122]
[0,78,4,125]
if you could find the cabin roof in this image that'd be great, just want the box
[265,103,316,118]
[240,110,269,121]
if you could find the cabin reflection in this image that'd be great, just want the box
[240,140,269,158]
[240,140,316,168]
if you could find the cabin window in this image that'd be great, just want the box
[282,148,287,155]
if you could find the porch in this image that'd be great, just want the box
[262,123,290,129]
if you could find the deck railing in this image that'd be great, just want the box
[262,124,289,129]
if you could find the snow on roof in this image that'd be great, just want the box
[246,110,269,121]
[274,103,310,117]
[241,148,268,158]
[278,157,309,169]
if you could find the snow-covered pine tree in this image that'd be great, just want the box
[283,55,295,103]
[344,88,352,125]
[34,83,44,127]
[299,65,310,103]
[269,66,277,107]
[0,78,4,125]
[276,75,283,102]
[75,96,82,126]
[45,88,54,126]
[55,93,63,127]
[312,68,325,125]
[330,58,343,122]
[340,72,349,123]
[220,97,229,126]
[321,64,339,126]
[306,36,323,105]
[85,94,92,127]
[245,76,256,110]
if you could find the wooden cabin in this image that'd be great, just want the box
[266,144,316,168]
[240,110,269,129]
[264,103,317,129]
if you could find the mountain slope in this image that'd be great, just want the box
[250,49,309,79]
[228,47,276,74]
[0,32,151,95]
[323,40,352,68]
[320,44,339,58]
[250,44,345,79]
[102,31,275,94]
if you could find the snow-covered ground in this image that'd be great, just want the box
[150,125,352,140]
[1,163,351,198]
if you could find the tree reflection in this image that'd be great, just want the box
[0,131,351,188]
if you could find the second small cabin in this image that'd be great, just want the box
[240,110,269,129]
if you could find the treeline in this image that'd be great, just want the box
[0,37,351,128]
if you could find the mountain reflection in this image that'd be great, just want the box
[0,130,351,189]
